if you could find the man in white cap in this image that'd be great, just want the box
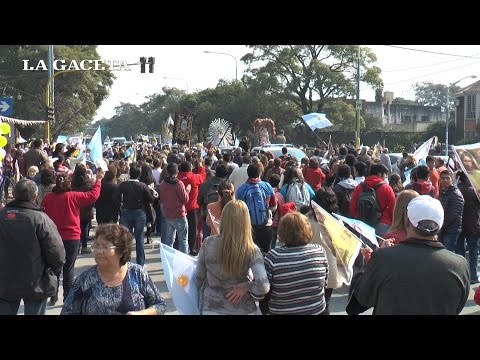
[347,195,470,315]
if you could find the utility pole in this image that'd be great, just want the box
[355,46,361,148]
[46,45,54,143]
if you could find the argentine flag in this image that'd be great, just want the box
[159,242,199,315]
[87,126,103,163]
[332,213,379,248]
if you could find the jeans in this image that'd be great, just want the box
[80,220,90,248]
[253,225,272,254]
[0,297,48,315]
[120,208,147,266]
[457,233,479,281]
[62,240,81,300]
[271,227,278,250]
[186,209,198,253]
[164,216,189,254]
[154,203,162,234]
[441,231,461,253]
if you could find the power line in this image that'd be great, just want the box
[382,53,480,72]
[383,45,480,60]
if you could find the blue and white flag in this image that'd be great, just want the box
[332,213,379,248]
[413,136,435,164]
[159,242,199,315]
[87,126,102,163]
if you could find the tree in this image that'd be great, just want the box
[413,82,461,111]
[425,120,454,144]
[0,45,115,138]
[241,45,383,119]
[363,113,383,131]
[392,97,416,105]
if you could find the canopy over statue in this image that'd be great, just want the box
[254,118,276,146]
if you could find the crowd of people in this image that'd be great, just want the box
[0,135,479,315]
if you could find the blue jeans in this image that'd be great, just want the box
[63,240,81,301]
[80,220,90,248]
[154,203,162,235]
[0,297,47,315]
[163,216,188,254]
[457,234,479,281]
[120,209,147,266]
[441,231,461,253]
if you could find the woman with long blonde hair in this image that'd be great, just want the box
[195,200,270,315]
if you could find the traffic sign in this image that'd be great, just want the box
[355,100,362,111]
[0,97,13,116]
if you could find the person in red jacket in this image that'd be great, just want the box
[302,158,325,191]
[178,159,206,255]
[349,164,396,237]
[41,169,103,301]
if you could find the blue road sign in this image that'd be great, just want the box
[0,97,13,116]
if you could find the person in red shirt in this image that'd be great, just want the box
[302,158,325,191]
[349,164,396,237]
[41,169,103,301]
[178,159,206,255]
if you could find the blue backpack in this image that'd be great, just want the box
[244,183,268,226]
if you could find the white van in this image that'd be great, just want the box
[111,137,127,144]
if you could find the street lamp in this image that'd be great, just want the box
[446,75,477,156]
[163,76,189,94]
[204,50,238,81]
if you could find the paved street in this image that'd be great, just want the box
[18,232,479,316]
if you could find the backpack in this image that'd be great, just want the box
[357,182,385,226]
[285,180,310,209]
[244,183,268,226]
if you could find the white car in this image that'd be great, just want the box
[251,144,307,160]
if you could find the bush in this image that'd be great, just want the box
[393,143,406,153]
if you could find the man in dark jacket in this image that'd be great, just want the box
[0,179,65,315]
[347,195,470,315]
[456,171,480,284]
[439,170,464,252]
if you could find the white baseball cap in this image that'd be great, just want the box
[407,195,444,231]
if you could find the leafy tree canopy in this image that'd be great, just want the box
[0,45,115,139]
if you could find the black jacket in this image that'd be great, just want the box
[458,182,480,236]
[347,238,469,315]
[440,185,464,233]
[0,200,65,301]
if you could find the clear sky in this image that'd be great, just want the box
[94,45,480,121]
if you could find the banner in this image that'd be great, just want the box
[173,113,193,144]
[332,213,379,248]
[311,201,362,285]
[159,242,199,315]
[453,142,480,201]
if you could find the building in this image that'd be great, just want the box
[363,89,444,132]
[455,80,480,142]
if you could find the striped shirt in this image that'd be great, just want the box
[264,244,328,315]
